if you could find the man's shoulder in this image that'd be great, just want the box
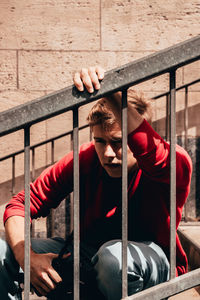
[78,141,103,177]
[79,141,96,157]
[79,141,99,168]
[175,143,192,174]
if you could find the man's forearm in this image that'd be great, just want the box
[5,216,29,269]
[73,67,144,134]
[107,92,144,134]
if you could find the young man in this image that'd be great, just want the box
[1,66,192,300]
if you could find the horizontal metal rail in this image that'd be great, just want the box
[0,35,199,137]
[151,79,200,100]
[0,124,89,162]
[152,78,200,100]
[124,268,200,300]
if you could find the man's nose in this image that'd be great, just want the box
[104,144,116,158]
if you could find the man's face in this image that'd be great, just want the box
[93,123,137,178]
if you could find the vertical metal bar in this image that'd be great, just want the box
[166,94,170,141]
[24,126,30,300]
[70,132,73,234]
[47,211,55,237]
[73,107,80,300]
[184,87,188,151]
[12,156,15,195]
[31,147,35,181]
[122,89,128,299]
[50,140,55,237]
[184,87,189,221]
[70,132,73,150]
[47,141,55,238]
[169,70,176,279]
[51,140,55,165]
[89,126,93,141]
[31,148,35,238]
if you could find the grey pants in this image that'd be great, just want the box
[0,238,170,300]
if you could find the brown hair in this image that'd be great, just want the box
[87,89,152,130]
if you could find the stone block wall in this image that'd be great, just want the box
[0,0,200,234]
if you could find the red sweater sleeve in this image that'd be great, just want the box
[3,141,96,224]
[128,119,192,192]
[3,149,74,223]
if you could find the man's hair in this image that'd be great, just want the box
[87,89,152,130]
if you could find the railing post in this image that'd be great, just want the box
[31,147,35,181]
[169,70,176,280]
[184,86,188,153]
[89,126,93,141]
[184,86,189,221]
[51,140,55,165]
[31,148,36,238]
[73,107,80,300]
[122,89,128,299]
[47,140,55,237]
[69,132,74,234]
[12,156,15,195]
[166,93,170,141]
[24,126,31,300]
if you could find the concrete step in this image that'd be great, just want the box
[169,286,200,299]
[178,222,200,270]
[169,222,200,299]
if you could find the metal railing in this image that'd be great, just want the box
[0,77,199,230]
[1,78,199,199]
[0,35,200,299]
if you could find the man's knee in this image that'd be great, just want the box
[92,240,123,299]
[92,240,144,300]
[91,240,169,300]
[92,240,122,278]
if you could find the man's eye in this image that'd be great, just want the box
[112,140,122,146]
[95,139,105,144]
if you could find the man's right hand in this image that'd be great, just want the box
[5,216,64,296]
[29,251,63,296]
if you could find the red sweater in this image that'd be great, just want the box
[4,120,192,276]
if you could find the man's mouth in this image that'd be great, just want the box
[104,163,121,169]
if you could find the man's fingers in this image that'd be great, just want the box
[80,68,94,93]
[33,286,47,297]
[48,266,62,284]
[32,278,51,296]
[88,67,100,90]
[73,66,105,93]
[48,252,70,284]
[33,271,57,296]
[62,252,71,259]
[42,272,57,290]
[95,66,105,80]
[74,72,84,91]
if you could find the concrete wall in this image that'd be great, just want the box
[0,0,200,233]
